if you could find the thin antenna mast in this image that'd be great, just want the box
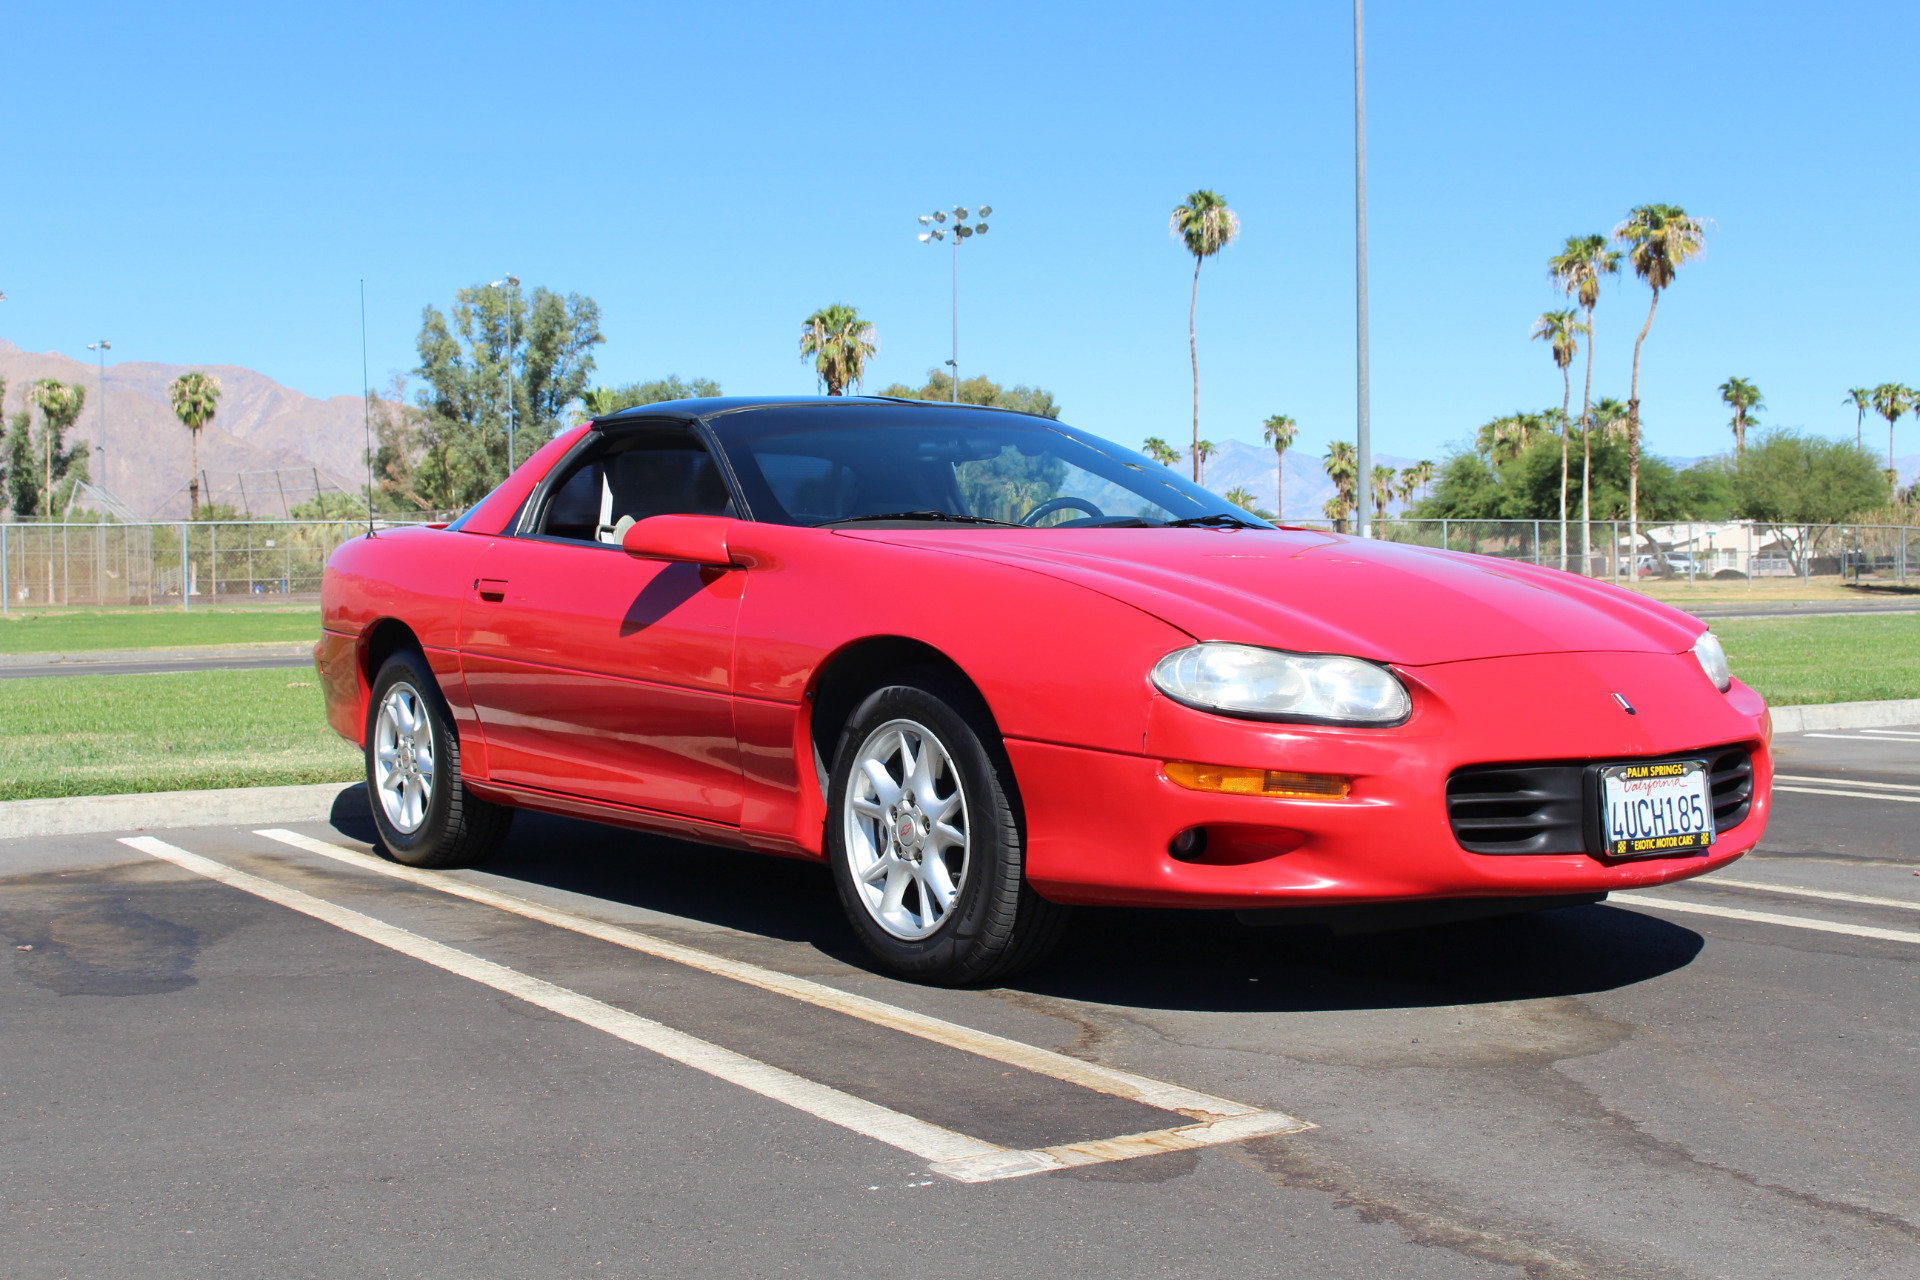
[361,280,375,538]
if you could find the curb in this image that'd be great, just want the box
[1770,699,1920,734]
[0,782,364,841]
[0,643,315,668]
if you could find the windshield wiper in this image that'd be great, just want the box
[821,510,1023,527]
[1162,513,1263,529]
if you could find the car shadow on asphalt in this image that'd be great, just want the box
[328,794,1705,1015]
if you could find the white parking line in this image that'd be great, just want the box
[128,835,1312,1182]
[1858,729,1920,738]
[1804,732,1920,742]
[252,828,1262,1118]
[1611,891,1920,946]
[1776,774,1920,793]
[1774,785,1920,804]
[1706,878,1920,913]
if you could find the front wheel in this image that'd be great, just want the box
[365,649,514,869]
[826,676,1068,985]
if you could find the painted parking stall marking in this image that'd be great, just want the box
[123,835,1312,1182]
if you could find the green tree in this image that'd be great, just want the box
[1322,440,1357,531]
[581,376,721,418]
[1869,383,1911,496]
[1615,204,1707,545]
[1261,414,1297,519]
[26,379,90,518]
[1718,376,1764,461]
[1140,437,1182,468]
[799,304,876,396]
[166,371,221,514]
[1732,429,1887,529]
[1169,190,1240,480]
[878,369,1059,418]
[1193,439,1217,486]
[5,393,39,519]
[1550,232,1622,574]
[1532,309,1587,567]
[1223,485,1259,512]
[1844,387,1872,447]
[413,281,604,509]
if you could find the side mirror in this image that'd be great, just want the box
[620,515,739,567]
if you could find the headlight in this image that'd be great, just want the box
[1693,630,1731,692]
[1151,643,1411,725]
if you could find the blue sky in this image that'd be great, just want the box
[4,1,1915,467]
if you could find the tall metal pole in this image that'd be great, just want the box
[1353,0,1373,538]
[361,281,375,538]
[950,232,960,402]
[88,341,111,489]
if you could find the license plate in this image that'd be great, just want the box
[1598,760,1715,858]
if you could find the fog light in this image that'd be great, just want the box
[1168,828,1209,861]
[1164,762,1351,799]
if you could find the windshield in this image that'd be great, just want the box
[706,403,1270,529]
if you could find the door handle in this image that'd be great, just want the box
[475,578,508,603]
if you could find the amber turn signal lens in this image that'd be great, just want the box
[1163,762,1351,799]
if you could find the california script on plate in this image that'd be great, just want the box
[1600,760,1714,858]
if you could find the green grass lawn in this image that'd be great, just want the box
[0,606,320,654]
[1715,614,1920,706]
[0,667,358,800]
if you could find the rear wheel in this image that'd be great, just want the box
[365,649,513,868]
[826,675,1068,985]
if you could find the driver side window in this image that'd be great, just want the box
[537,427,737,544]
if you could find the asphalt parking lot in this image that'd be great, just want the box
[4,730,1917,1279]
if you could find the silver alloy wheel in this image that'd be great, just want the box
[843,718,970,940]
[373,680,436,834]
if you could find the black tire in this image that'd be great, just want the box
[826,673,1069,985]
[364,649,513,869]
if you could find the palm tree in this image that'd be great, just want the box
[1322,440,1357,532]
[1870,383,1912,497]
[1845,387,1872,447]
[167,371,222,514]
[1584,397,1630,562]
[1141,437,1181,468]
[1398,459,1434,506]
[1532,308,1587,570]
[1169,190,1240,481]
[1476,415,1526,464]
[28,379,84,519]
[1193,439,1218,486]
[1615,204,1707,554]
[1260,414,1297,519]
[798,305,877,395]
[1369,465,1396,521]
[1223,485,1259,512]
[1718,376,1764,461]
[1550,233,1621,576]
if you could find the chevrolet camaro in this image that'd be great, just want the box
[317,397,1771,983]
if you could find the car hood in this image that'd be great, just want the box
[837,526,1705,666]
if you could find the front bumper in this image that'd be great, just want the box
[1013,649,1773,910]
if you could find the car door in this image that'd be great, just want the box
[458,421,746,826]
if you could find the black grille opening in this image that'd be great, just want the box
[1447,743,1756,857]
[1445,766,1585,854]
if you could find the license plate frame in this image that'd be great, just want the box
[1590,758,1715,859]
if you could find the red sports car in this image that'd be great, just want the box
[318,397,1771,983]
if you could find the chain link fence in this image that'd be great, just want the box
[0,516,1914,610]
[0,517,448,610]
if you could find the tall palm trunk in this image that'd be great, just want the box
[1275,447,1284,520]
[1558,367,1571,572]
[1188,260,1202,482]
[189,428,201,513]
[1626,289,1660,575]
[1579,302,1595,577]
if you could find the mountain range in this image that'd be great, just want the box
[0,339,369,519]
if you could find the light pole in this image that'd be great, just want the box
[1353,0,1372,538]
[86,340,111,489]
[490,276,520,467]
[917,206,991,402]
